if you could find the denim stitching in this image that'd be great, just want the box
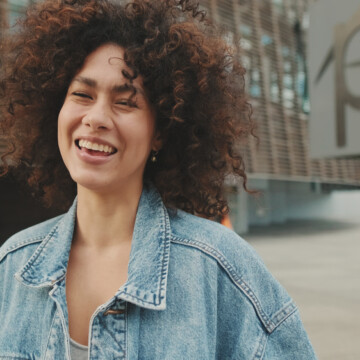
[0,237,45,262]
[271,301,297,326]
[157,202,171,304]
[171,236,275,332]
[125,302,129,360]
[17,226,60,282]
[117,291,160,307]
[119,198,171,308]
[253,330,268,360]
[44,308,58,357]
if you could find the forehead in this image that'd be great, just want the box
[73,43,143,88]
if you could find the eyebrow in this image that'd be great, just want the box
[72,76,145,97]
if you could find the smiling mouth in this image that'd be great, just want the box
[75,139,117,156]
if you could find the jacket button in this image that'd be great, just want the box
[103,308,125,315]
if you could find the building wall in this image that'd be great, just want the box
[202,0,360,233]
[246,179,360,225]
[309,0,360,158]
[200,0,360,186]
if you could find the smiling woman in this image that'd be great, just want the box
[0,0,317,359]
[58,44,160,195]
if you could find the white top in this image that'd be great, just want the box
[70,338,88,360]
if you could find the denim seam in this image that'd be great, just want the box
[270,301,297,329]
[117,288,162,307]
[118,292,153,306]
[115,203,171,308]
[0,354,32,359]
[16,225,60,283]
[261,309,303,358]
[157,202,171,305]
[0,237,45,263]
[49,287,71,360]
[44,308,59,358]
[123,199,170,307]
[125,301,128,360]
[253,330,268,360]
[171,236,276,332]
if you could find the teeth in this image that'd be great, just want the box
[78,139,115,153]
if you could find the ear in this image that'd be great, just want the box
[152,131,163,152]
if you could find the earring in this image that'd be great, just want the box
[151,150,159,163]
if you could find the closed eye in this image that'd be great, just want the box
[116,99,138,108]
[73,92,92,99]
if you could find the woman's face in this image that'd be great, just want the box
[58,43,161,194]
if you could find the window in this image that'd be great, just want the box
[250,68,262,97]
[7,0,30,27]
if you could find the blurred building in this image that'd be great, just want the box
[308,0,360,158]
[0,0,62,241]
[1,1,32,155]
[0,0,31,28]
[0,0,359,237]
[198,0,360,233]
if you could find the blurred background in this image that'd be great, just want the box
[1,0,359,358]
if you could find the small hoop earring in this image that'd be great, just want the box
[151,150,159,163]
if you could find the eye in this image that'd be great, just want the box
[116,99,138,108]
[73,92,92,99]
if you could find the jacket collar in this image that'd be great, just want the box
[15,184,171,310]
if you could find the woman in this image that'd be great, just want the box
[0,0,317,358]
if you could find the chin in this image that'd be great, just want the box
[70,172,112,193]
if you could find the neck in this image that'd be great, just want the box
[75,182,143,248]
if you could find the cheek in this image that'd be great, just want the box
[57,105,75,160]
[58,105,77,140]
[140,114,156,145]
[137,125,156,154]
[57,109,67,148]
[57,120,67,166]
[123,116,155,145]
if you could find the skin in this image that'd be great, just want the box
[57,43,162,345]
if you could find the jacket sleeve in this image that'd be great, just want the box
[262,310,318,360]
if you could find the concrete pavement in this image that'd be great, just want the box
[245,219,360,360]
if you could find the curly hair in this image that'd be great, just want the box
[0,0,254,217]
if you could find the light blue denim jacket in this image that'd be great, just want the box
[0,185,317,359]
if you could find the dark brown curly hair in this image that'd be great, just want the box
[0,0,254,217]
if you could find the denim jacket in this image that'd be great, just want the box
[0,185,317,359]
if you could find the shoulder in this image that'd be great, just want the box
[170,209,254,257]
[169,209,297,333]
[169,209,266,278]
[0,214,64,263]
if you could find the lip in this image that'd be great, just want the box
[75,144,116,165]
[74,136,118,165]
[75,135,118,152]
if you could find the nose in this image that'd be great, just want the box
[82,100,113,130]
